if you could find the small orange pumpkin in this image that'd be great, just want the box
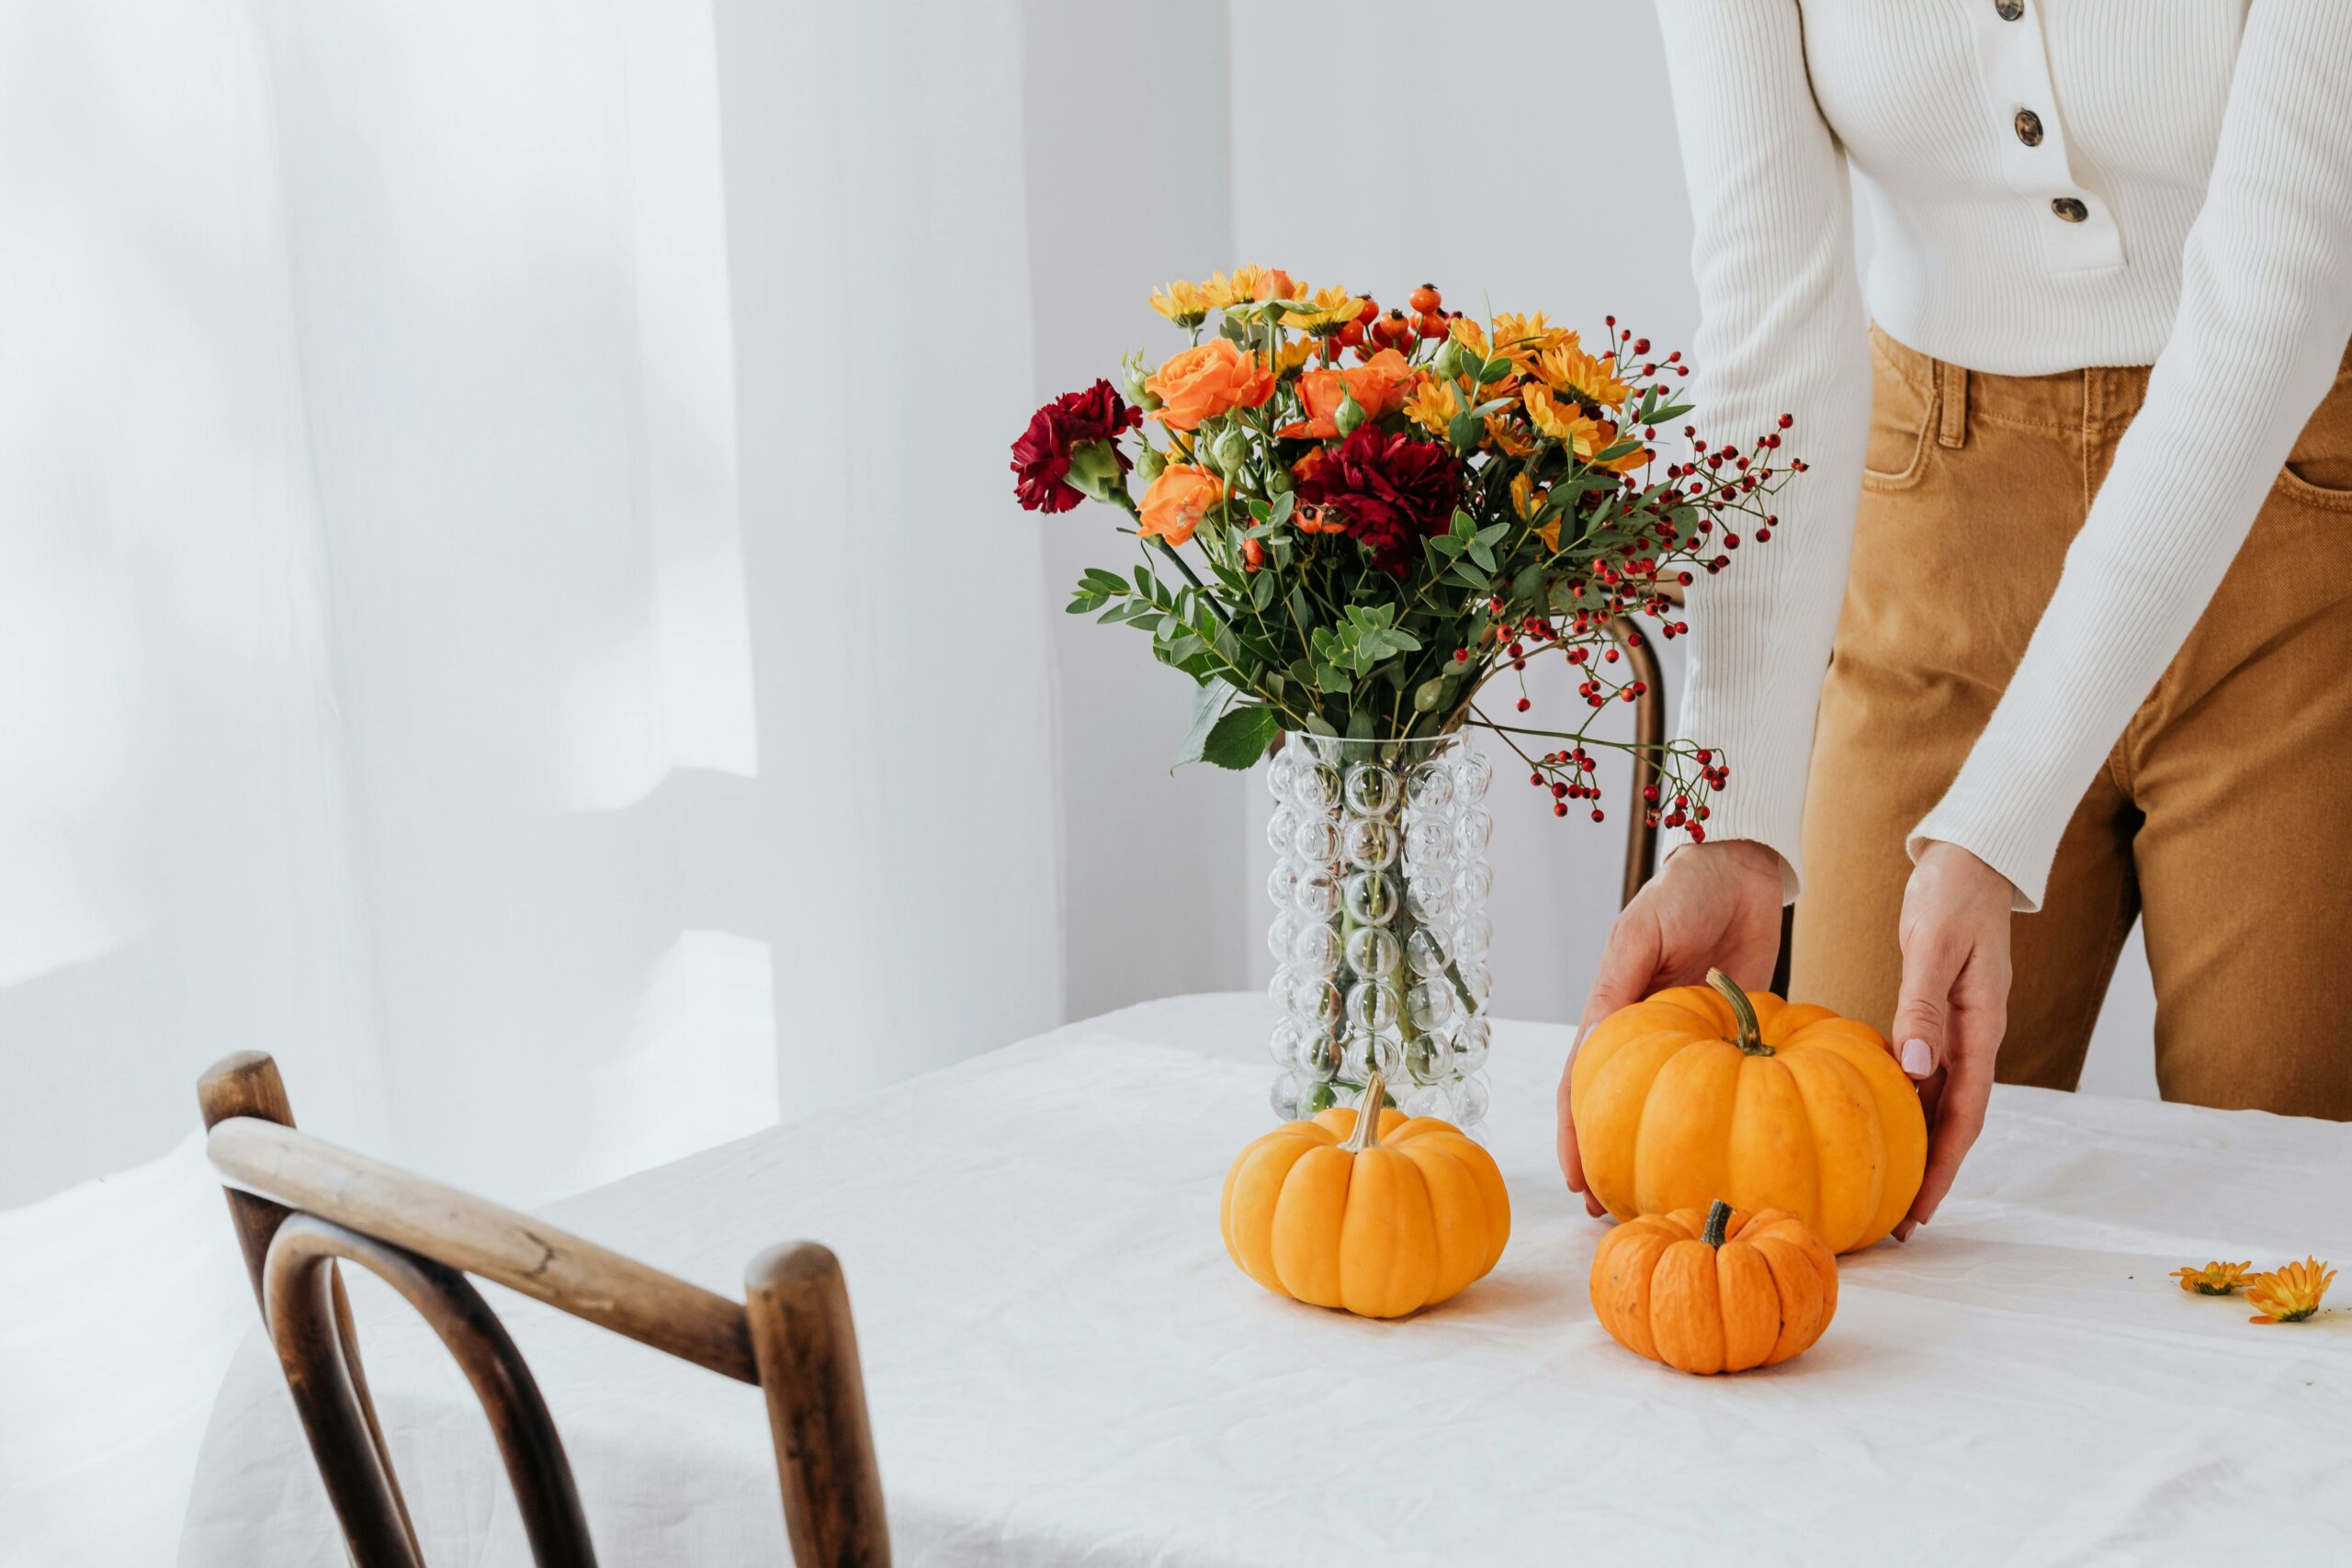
[1571,970,1926,1253]
[1589,1200,1838,1374]
[1221,1072,1510,1318]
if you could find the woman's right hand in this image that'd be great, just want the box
[1556,839,1787,1213]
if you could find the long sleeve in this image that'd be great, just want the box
[1912,3,2352,911]
[1656,0,1872,900]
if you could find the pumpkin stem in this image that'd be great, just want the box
[1340,1073,1390,1153]
[1702,1200,1733,1248]
[1705,967,1771,1056]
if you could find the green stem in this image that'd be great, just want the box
[1706,967,1770,1055]
[1702,1199,1732,1248]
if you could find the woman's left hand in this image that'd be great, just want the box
[1890,840,2016,1242]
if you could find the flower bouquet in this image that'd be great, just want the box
[1012,266,1800,1123]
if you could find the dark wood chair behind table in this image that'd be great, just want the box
[1611,607,1795,995]
[195,1052,890,1567]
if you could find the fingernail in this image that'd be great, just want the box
[1899,1037,1933,1077]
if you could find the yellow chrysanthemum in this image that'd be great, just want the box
[2172,1260,2254,1296]
[1269,337,1318,377]
[1511,471,1562,553]
[1403,378,1461,437]
[1449,317,1490,357]
[1537,339,1632,409]
[1199,266,1263,310]
[1149,278,1211,328]
[1489,310,1573,365]
[1522,383,1598,446]
[1483,413,1533,457]
[1524,385,1649,473]
[1283,286,1367,338]
[2245,1258,2335,1324]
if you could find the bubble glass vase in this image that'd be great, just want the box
[1263,732,1494,1132]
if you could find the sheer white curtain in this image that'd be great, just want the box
[0,1,1057,1561]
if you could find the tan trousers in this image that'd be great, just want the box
[1791,325,2352,1121]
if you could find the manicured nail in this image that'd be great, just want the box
[1899,1037,1933,1077]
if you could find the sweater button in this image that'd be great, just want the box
[2015,108,2044,147]
[2051,197,2088,222]
[1996,0,2024,17]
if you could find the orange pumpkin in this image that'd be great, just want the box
[1221,1071,1510,1318]
[1589,1200,1838,1374]
[1571,970,1926,1253]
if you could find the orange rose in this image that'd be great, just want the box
[1137,464,1224,547]
[1146,339,1276,433]
[1277,347,1419,439]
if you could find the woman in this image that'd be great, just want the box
[1560,1,2352,1239]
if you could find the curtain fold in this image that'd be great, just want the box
[0,2,1061,1560]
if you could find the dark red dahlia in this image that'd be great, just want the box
[1292,425,1464,572]
[1011,379,1143,513]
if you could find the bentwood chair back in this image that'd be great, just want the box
[195,1052,889,1567]
[1612,604,1796,993]
[1611,613,1668,908]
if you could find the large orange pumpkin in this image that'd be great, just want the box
[1589,1200,1838,1373]
[1221,1072,1510,1318]
[1571,970,1925,1253]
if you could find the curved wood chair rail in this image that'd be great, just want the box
[196,1051,890,1567]
[1605,609,1793,988]
[1611,615,1668,908]
[206,1113,758,1384]
[266,1214,594,1567]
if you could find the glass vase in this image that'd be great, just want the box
[1263,732,1494,1133]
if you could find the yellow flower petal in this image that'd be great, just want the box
[2171,1260,2253,1296]
[2244,1258,2335,1324]
[1149,278,1211,328]
[1403,378,1460,437]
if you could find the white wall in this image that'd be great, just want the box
[1020,2,1255,1021]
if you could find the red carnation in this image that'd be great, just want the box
[1292,425,1464,573]
[1012,379,1143,513]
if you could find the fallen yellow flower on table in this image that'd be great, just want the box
[2171,1260,2254,1296]
[2244,1258,2335,1325]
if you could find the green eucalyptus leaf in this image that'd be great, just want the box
[1171,677,1239,769]
[1200,704,1282,770]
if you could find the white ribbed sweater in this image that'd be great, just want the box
[1659,0,2352,910]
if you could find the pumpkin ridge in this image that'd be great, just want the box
[1787,1028,1925,1246]
[1727,1055,1819,1226]
[1631,1038,1742,1218]
[1230,1134,1323,1292]
[1577,1029,1690,1220]
[1396,1140,1487,1302]
[1269,1143,1354,1306]
[1774,1047,1884,1253]
[1340,1147,1438,1317]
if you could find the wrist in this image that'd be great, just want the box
[1673,837,1787,893]
[1912,839,2018,916]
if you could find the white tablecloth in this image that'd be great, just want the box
[180,993,2352,1565]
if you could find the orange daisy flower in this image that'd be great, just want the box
[2245,1258,2335,1324]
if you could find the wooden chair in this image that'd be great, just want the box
[196,1052,888,1567]
[1615,594,1796,994]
